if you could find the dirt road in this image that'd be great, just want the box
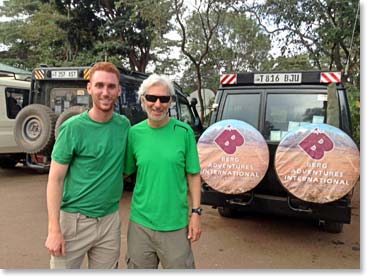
[0,166,360,269]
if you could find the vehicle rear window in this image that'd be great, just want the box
[265,93,327,141]
[221,93,261,128]
[50,88,89,114]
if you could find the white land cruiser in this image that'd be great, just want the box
[0,71,30,168]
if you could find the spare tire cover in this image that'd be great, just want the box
[275,124,360,203]
[198,119,269,194]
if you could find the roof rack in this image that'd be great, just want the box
[0,70,31,81]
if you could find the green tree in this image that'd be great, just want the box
[244,0,360,144]
[244,0,360,79]
[0,1,68,69]
[174,0,226,122]
[180,9,272,100]
[93,0,173,72]
[271,54,314,71]
[49,0,163,71]
[0,0,173,71]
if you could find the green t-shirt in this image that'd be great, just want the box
[124,118,201,231]
[52,111,130,218]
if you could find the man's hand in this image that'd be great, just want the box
[188,214,202,242]
[45,231,66,257]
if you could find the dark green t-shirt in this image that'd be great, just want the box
[52,111,130,218]
[124,118,201,231]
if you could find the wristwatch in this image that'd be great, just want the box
[192,207,203,215]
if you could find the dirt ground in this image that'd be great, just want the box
[0,166,360,270]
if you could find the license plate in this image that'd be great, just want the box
[254,73,302,84]
[51,70,78,79]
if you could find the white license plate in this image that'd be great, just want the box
[254,73,302,84]
[51,70,78,79]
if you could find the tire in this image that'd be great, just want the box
[55,106,87,138]
[218,206,239,218]
[0,157,19,168]
[321,220,344,233]
[13,104,57,154]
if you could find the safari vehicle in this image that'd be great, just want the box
[13,65,203,170]
[0,70,30,168]
[201,71,358,233]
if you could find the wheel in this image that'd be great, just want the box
[218,206,239,218]
[55,106,87,138]
[321,220,344,233]
[0,156,19,168]
[13,104,57,154]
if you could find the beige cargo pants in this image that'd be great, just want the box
[50,210,121,269]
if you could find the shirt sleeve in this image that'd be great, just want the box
[124,128,137,175]
[51,123,75,165]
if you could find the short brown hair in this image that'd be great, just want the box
[89,62,121,82]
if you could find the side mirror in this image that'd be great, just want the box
[190,97,198,107]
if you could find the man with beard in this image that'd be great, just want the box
[45,62,130,269]
[124,74,202,269]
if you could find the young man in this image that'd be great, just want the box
[45,62,130,269]
[124,74,202,269]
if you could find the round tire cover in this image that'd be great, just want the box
[275,124,360,203]
[198,119,269,194]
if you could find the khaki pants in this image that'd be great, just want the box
[125,220,195,269]
[50,210,121,269]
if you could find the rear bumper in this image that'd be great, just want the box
[201,187,352,223]
[25,153,50,170]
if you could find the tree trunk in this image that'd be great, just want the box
[195,64,205,123]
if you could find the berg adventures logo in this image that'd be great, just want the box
[298,128,334,160]
[214,126,245,154]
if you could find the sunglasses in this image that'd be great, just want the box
[144,94,171,103]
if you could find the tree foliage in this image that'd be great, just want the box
[0,0,360,141]
[0,0,173,71]
[0,1,68,69]
[244,0,359,79]
[242,0,360,143]
[174,0,230,122]
[180,9,272,94]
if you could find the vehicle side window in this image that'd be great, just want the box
[265,93,327,141]
[179,102,194,124]
[122,82,140,107]
[169,98,178,118]
[121,81,146,125]
[176,95,195,125]
[5,88,28,119]
[221,93,261,128]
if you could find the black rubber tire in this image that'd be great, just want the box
[321,221,344,233]
[13,104,57,154]
[218,206,240,218]
[0,157,19,168]
[55,106,87,138]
